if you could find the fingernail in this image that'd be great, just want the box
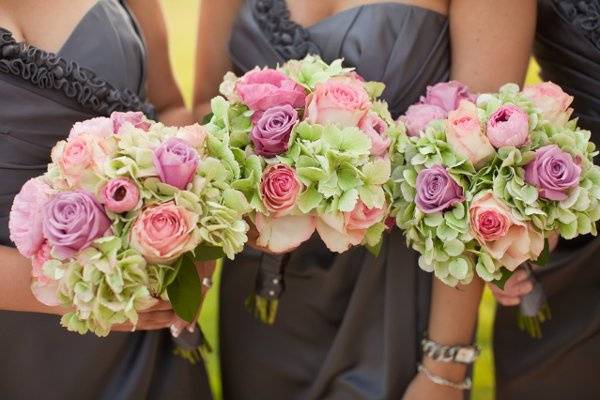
[170,324,181,338]
[187,324,196,333]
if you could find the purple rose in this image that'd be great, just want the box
[153,138,199,190]
[402,103,447,137]
[251,105,298,157]
[420,81,476,113]
[486,105,529,148]
[416,165,465,213]
[525,145,581,201]
[43,191,111,258]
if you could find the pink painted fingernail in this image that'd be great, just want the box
[187,324,196,333]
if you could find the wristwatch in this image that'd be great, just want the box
[421,337,480,364]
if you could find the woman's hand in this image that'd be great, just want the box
[489,268,533,306]
[490,232,559,306]
[112,300,177,332]
[403,371,463,400]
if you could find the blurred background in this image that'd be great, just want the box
[159,1,542,398]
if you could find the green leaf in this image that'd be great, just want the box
[424,212,444,227]
[493,267,513,290]
[338,167,360,191]
[194,245,227,261]
[201,112,214,125]
[533,239,550,266]
[167,253,202,323]
[298,167,326,184]
[295,121,323,141]
[363,158,391,185]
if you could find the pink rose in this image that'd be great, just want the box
[260,164,302,217]
[102,178,140,213]
[358,113,391,157]
[54,134,108,187]
[522,82,574,125]
[316,202,385,253]
[176,124,208,150]
[130,202,200,264]
[469,192,544,271]
[68,117,113,140]
[446,101,496,168]
[153,138,199,190]
[305,78,371,127]
[486,105,529,148]
[420,81,476,113]
[110,111,151,134]
[235,68,306,111]
[9,178,53,257]
[401,103,447,137]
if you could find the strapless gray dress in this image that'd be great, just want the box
[0,0,210,398]
[219,1,450,399]
[494,1,600,399]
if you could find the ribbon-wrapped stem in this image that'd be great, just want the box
[517,263,551,338]
[245,252,290,324]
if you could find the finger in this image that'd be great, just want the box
[510,280,534,296]
[505,270,530,289]
[494,294,522,306]
[169,317,195,337]
[143,300,173,312]
[111,323,135,332]
[136,311,177,329]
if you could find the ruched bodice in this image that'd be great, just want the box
[220,2,449,399]
[0,1,209,398]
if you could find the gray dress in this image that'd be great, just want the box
[494,1,600,399]
[0,1,210,399]
[220,2,450,399]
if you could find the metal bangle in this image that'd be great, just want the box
[417,364,472,391]
[421,337,480,364]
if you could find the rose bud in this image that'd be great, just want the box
[420,80,476,113]
[486,104,529,148]
[102,178,140,213]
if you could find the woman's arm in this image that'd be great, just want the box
[126,0,195,126]
[405,1,536,398]
[192,0,242,119]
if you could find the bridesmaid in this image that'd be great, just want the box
[492,0,600,399]
[0,0,211,398]
[193,1,535,399]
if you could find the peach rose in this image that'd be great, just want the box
[305,77,371,127]
[130,202,200,264]
[260,164,302,217]
[522,81,574,126]
[446,101,495,168]
[469,192,544,271]
[316,202,385,253]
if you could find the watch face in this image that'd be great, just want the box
[455,348,475,363]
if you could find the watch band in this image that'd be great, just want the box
[421,337,480,364]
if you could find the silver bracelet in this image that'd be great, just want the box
[421,337,480,364]
[417,364,472,391]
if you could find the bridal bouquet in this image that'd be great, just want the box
[9,112,249,336]
[204,55,401,254]
[392,81,600,335]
